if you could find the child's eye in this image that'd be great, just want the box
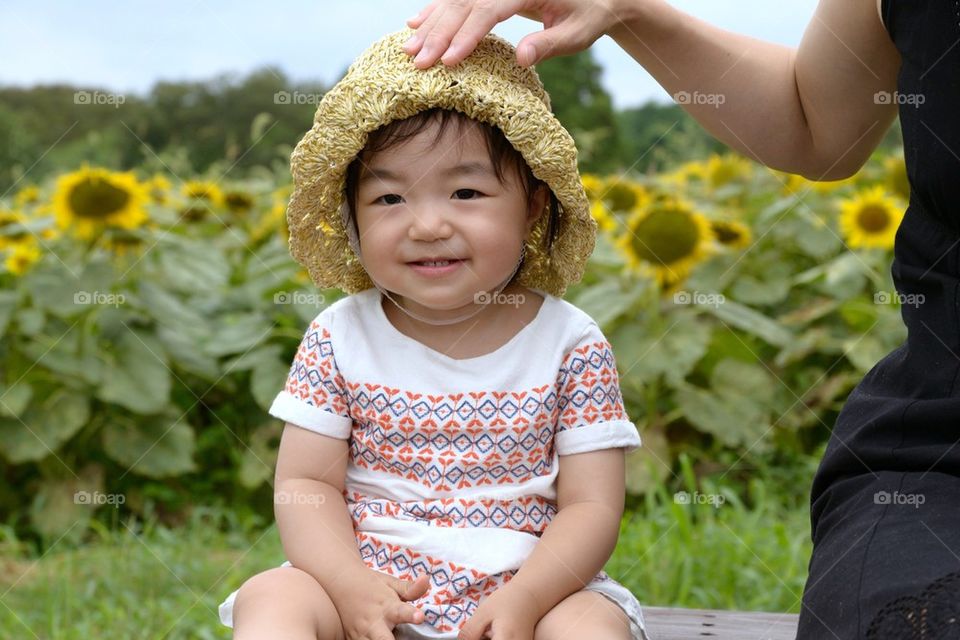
[453,189,482,199]
[374,194,403,205]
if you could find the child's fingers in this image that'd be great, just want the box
[389,600,426,625]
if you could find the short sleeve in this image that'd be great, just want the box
[268,314,353,439]
[555,322,641,455]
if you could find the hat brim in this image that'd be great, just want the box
[287,28,596,297]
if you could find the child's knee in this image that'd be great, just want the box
[233,566,342,638]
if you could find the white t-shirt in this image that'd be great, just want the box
[221,286,646,638]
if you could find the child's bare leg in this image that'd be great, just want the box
[534,590,632,640]
[232,566,345,640]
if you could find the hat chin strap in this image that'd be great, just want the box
[369,245,525,327]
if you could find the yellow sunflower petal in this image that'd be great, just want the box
[53,165,149,239]
[838,185,904,250]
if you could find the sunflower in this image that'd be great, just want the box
[710,219,753,250]
[14,185,41,207]
[581,174,604,201]
[662,161,707,187]
[53,166,149,239]
[224,190,254,214]
[98,227,152,257]
[0,210,30,250]
[251,200,289,243]
[590,200,617,233]
[181,180,224,207]
[705,153,752,189]
[777,170,857,195]
[147,174,172,204]
[616,197,714,288]
[883,154,910,200]
[838,186,904,249]
[3,240,41,276]
[601,176,649,212]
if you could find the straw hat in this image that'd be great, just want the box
[286,27,596,297]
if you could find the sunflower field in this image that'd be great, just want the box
[0,147,910,543]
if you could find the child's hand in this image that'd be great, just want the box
[456,582,542,640]
[328,567,431,640]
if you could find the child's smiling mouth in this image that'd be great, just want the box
[407,258,466,275]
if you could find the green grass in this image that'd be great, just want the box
[0,475,811,639]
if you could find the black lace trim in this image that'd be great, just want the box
[866,570,960,639]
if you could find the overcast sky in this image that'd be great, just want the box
[0,1,820,108]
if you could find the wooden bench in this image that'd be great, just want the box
[644,606,799,639]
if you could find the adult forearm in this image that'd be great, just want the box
[606,0,901,179]
[606,0,825,176]
[504,501,623,620]
[274,478,367,598]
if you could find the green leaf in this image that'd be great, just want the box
[0,290,19,338]
[572,279,644,329]
[102,413,196,478]
[793,216,841,258]
[155,326,220,381]
[587,233,627,269]
[624,424,671,495]
[19,322,103,386]
[674,382,770,449]
[0,381,33,418]
[0,389,91,463]
[203,313,272,357]
[250,348,291,412]
[610,308,711,387]
[15,306,45,336]
[710,358,779,411]
[820,252,869,299]
[700,299,793,347]
[238,422,280,489]
[843,333,890,373]
[25,257,120,318]
[98,329,171,414]
[154,239,230,295]
[138,281,207,330]
[29,464,103,540]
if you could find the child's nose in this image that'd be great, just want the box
[407,206,454,240]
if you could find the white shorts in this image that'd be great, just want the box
[218,561,650,639]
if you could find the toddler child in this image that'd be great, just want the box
[218,27,648,640]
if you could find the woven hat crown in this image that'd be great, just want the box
[286,27,596,296]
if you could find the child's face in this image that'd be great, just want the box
[354,118,547,315]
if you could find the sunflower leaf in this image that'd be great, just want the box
[247,346,290,412]
[202,313,272,357]
[97,329,171,414]
[101,413,196,478]
[610,308,711,388]
[573,279,643,329]
[0,389,90,463]
[673,381,771,449]
[699,299,793,347]
[0,290,18,338]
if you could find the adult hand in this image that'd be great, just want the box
[327,567,431,640]
[402,0,625,69]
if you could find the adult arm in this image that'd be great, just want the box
[404,0,900,179]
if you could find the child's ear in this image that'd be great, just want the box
[525,185,550,234]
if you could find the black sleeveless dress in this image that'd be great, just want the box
[797,1,960,637]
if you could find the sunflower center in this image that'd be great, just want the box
[631,209,700,265]
[857,204,890,233]
[68,178,130,219]
[713,223,741,244]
